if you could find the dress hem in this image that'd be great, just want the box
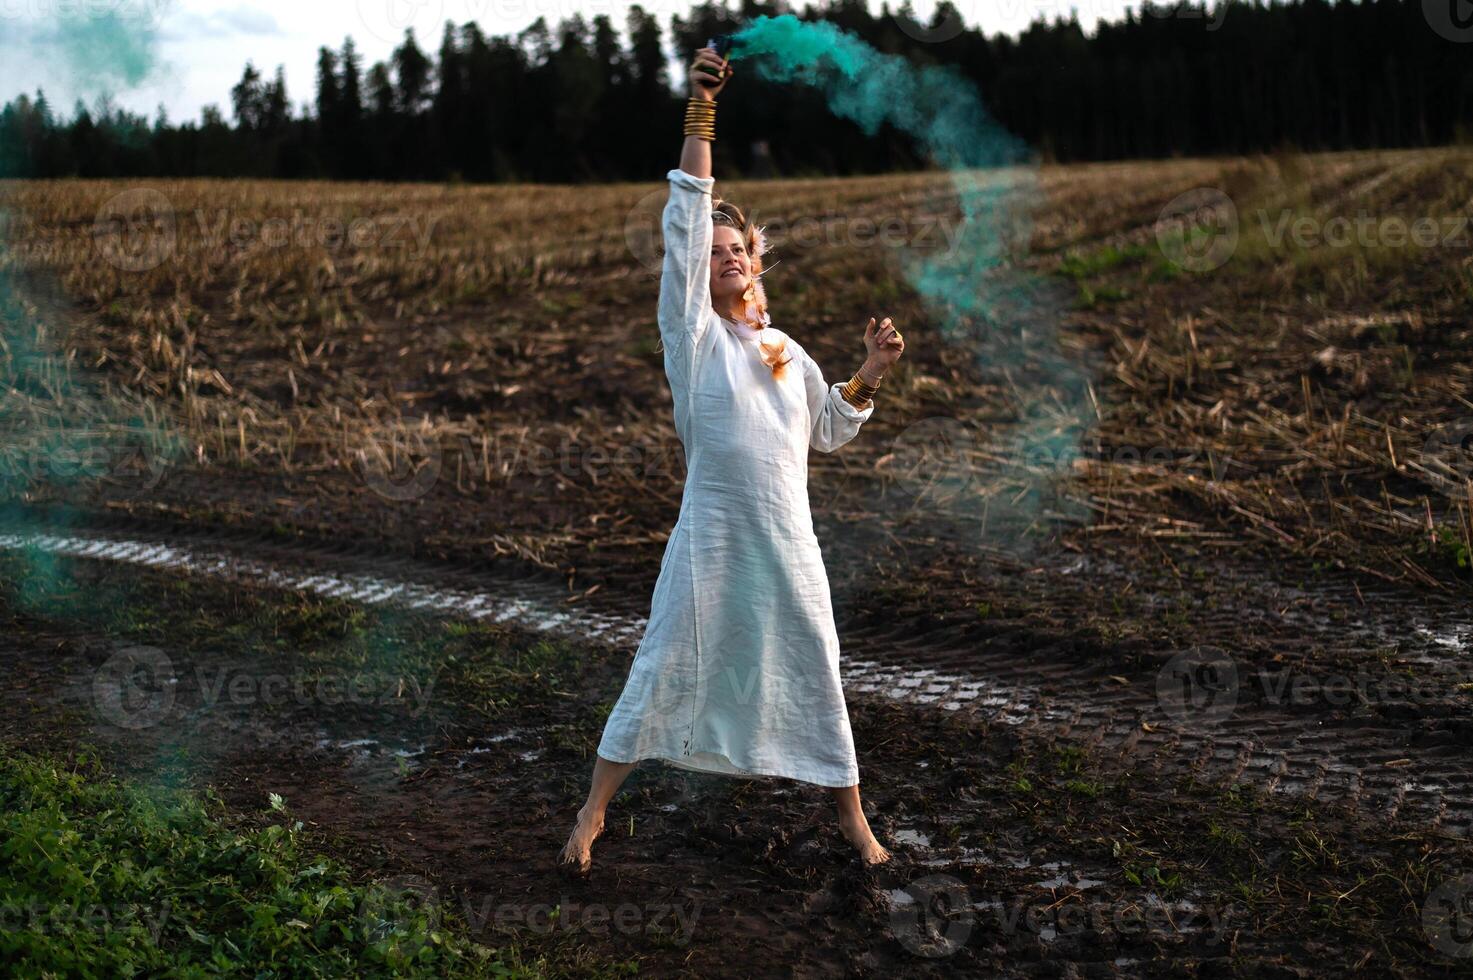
[598,747,859,790]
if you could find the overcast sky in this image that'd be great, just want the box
[0,0,1146,124]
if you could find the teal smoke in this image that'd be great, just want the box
[727,14,1093,539]
[53,5,168,91]
[1,4,177,590]
[727,15,1026,170]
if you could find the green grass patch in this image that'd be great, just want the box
[1055,243,1150,281]
[1055,244,1150,309]
[0,747,533,977]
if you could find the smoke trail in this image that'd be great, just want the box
[1,4,440,802]
[1,4,179,595]
[53,3,169,92]
[725,14,1093,547]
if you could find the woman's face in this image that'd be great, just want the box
[709,224,751,307]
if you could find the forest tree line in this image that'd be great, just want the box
[0,0,1468,181]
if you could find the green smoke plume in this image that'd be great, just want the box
[54,3,169,92]
[1,4,177,589]
[726,14,1094,545]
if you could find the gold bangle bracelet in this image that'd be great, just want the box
[685,97,716,140]
[840,380,877,407]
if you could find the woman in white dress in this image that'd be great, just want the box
[559,46,906,872]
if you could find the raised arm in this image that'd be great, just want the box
[679,46,731,179]
[657,46,735,386]
[657,168,716,383]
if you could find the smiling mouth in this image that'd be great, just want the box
[721,270,741,278]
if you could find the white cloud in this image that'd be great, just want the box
[162,5,284,41]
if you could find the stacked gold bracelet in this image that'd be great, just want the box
[684,97,716,141]
[840,367,882,410]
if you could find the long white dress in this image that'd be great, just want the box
[596,167,875,788]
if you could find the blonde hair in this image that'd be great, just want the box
[711,197,792,381]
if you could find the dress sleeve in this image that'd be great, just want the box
[657,167,716,389]
[798,343,875,454]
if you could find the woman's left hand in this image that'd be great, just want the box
[863,316,905,370]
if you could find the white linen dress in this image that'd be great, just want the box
[596,167,875,788]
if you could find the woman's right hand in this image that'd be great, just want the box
[689,47,732,100]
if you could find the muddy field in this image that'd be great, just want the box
[2,148,1473,975]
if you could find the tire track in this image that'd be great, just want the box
[3,516,1471,836]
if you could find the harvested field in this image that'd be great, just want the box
[2,147,1472,975]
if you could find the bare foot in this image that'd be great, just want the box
[557,805,604,874]
[839,814,892,865]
